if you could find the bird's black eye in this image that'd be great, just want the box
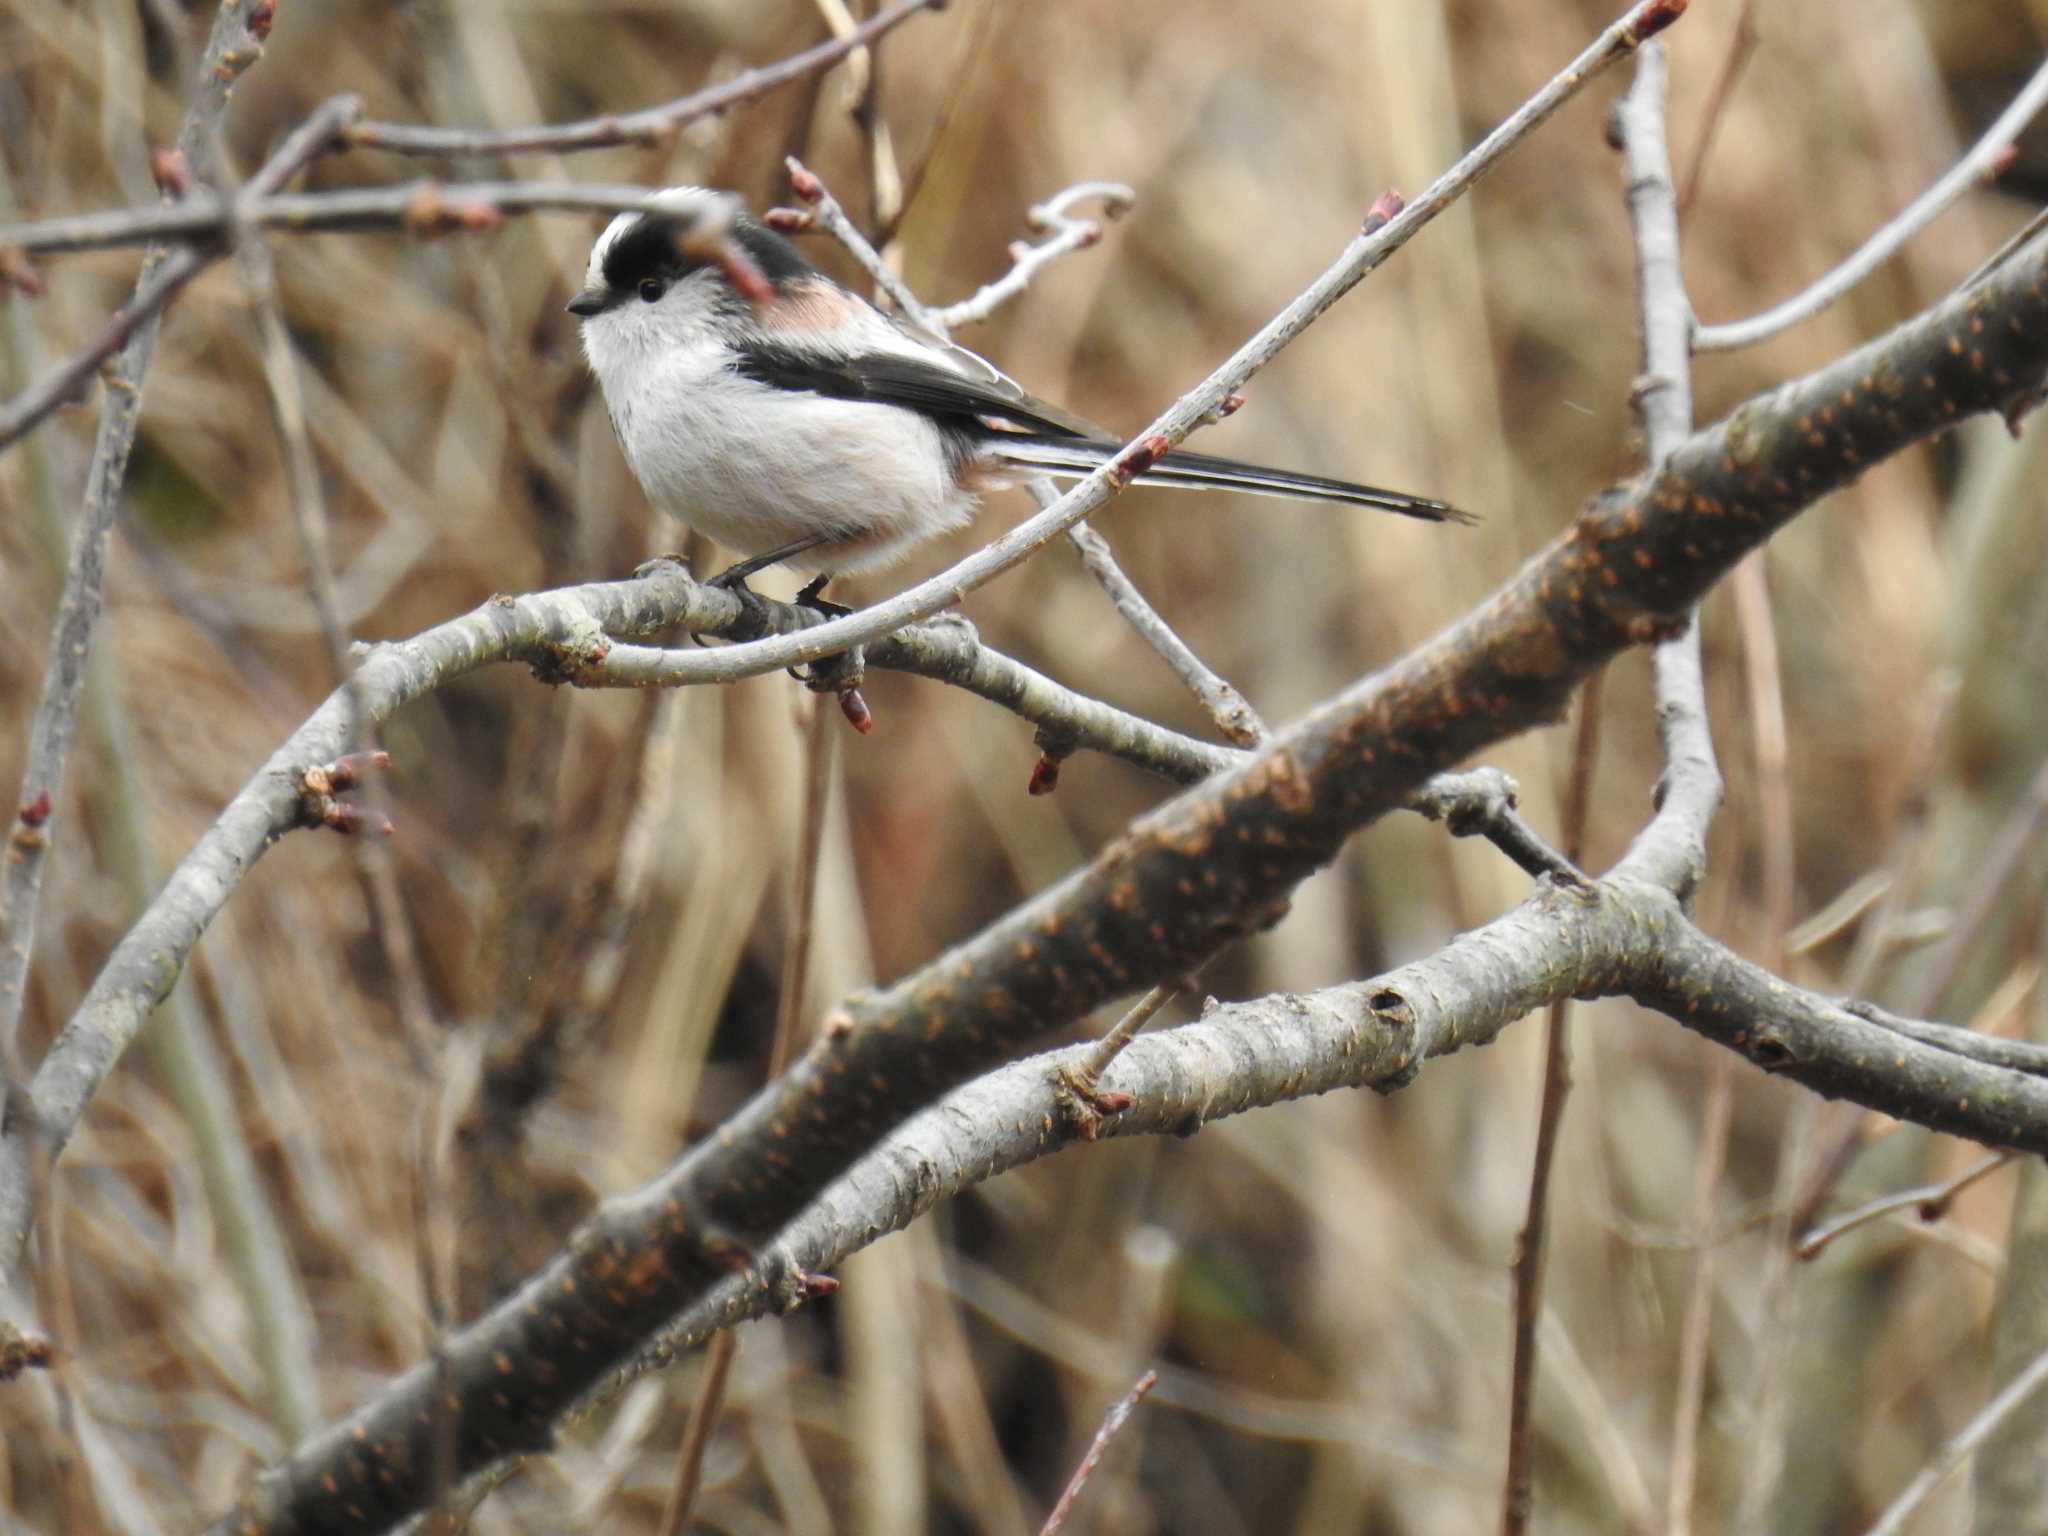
[638,278,666,304]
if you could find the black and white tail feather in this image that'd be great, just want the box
[570,185,1473,578]
[985,436,1470,521]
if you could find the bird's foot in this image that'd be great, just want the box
[700,566,775,644]
[794,574,851,619]
[788,577,870,732]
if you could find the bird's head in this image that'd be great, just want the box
[568,187,814,365]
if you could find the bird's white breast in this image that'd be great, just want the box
[582,304,979,574]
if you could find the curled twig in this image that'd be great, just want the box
[1694,54,2048,353]
[932,180,1135,330]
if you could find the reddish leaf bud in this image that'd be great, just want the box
[838,688,874,735]
[787,164,824,203]
[1363,189,1406,235]
[1629,0,1686,40]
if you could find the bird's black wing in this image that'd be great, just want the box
[730,339,1474,524]
[730,339,1102,442]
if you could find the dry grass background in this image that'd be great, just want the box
[3,0,2047,1531]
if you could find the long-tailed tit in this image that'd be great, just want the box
[569,187,1469,585]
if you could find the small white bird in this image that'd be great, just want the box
[569,186,1469,586]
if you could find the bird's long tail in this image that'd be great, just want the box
[987,437,1474,524]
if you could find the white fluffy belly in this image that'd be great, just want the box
[616,367,978,573]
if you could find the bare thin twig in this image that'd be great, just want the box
[1863,1340,2048,1536]
[657,1332,737,1536]
[1,179,679,256]
[1794,1151,2015,1261]
[1407,768,1589,885]
[1066,516,1268,748]
[0,95,363,450]
[1842,1000,2048,1076]
[1667,1050,1732,1536]
[1693,54,2048,353]
[414,1034,482,1529]
[788,166,1134,335]
[784,162,1134,350]
[0,0,288,1070]
[1961,204,2048,292]
[783,155,934,325]
[1038,1370,1158,1536]
[933,181,1135,331]
[233,217,350,679]
[1079,985,1186,1084]
[1776,690,1957,1248]
[1614,43,1726,1534]
[810,0,907,276]
[1625,31,1708,879]
[0,248,192,443]
[860,613,1238,783]
[1674,0,1758,217]
[1669,562,1788,1536]
[1500,672,1602,1536]
[1908,754,2048,1014]
[347,0,947,157]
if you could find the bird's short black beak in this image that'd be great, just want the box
[566,288,610,317]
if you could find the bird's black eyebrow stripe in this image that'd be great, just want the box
[599,215,690,292]
[729,340,1092,440]
[599,211,820,293]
